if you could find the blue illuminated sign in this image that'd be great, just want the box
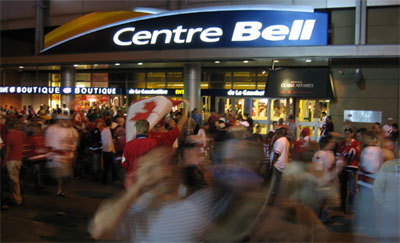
[42,7,328,54]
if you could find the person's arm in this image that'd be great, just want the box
[176,100,190,131]
[89,184,142,240]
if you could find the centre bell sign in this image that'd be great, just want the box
[42,6,327,54]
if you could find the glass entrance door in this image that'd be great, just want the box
[296,99,330,141]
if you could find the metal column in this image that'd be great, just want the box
[184,63,201,112]
[355,0,367,45]
[60,66,75,110]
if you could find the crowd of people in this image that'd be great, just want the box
[1,101,399,241]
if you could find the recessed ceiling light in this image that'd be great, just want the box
[305,59,312,63]
[262,70,266,74]
[73,64,78,67]
[273,60,279,63]
[243,60,249,63]
[93,64,98,66]
[138,62,143,65]
[115,63,120,66]
[19,66,24,69]
[214,61,220,64]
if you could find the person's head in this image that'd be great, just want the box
[300,127,310,138]
[63,104,67,108]
[344,127,354,141]
[326,115,332,122]
[387,117,394,125]
[116,117,125,127]
[105,119,112,127]
[355,127,367,142]
[192,108,198,114]
[276,127,287,138]
[278,118,284,125]
[319,135,334,150]
[265,131,275,143]
[322,111,327,116]
[272,121,278,129]
[362,130,377,146]
[255,124,261,134]
[136,119,150,135]
[392,123,398,131]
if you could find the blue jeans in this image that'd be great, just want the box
[339,169,357,211]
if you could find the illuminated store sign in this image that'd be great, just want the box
[0,86,121,95]
[227,89,265,96]
[127,88,169,95]
[42,7,327,54]
[266,69,335,98]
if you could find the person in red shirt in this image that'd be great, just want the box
[337,127,361,214]
[4,119,25,205]
[148,100,189,148]
[123,119,157,188]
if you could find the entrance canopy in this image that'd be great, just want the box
[265,69,335,99]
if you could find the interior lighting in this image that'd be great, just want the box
[19,66,24,69]
[305,59,312,63]
[93,64,99,67]
[262,70,266,74]
[215,61,220,64]
[73,64,78,67]
[138,62,143,65]
[243,60,249,63]
[273,60,279,63]
[115,63,120,66]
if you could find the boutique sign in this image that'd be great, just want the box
[0,86,121,95]
[42,6,328,54]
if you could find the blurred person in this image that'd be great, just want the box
[89,120,103,181]
[89,147,214,242]
[24,123,48,190]
[286,114,296,143]
[337,127,360,214]
[320,115,334,138]
[101,119,117,184]
[148,100,189,148]
[178,135,208,198]
[354,131,384,236]
[292,127,311,161]
[381,139,395,162]
[390,123,399,157]
[382,117,394,139]
[62,104,70,116]
[123,119,157,188]
[263,131,276,183]
[191,108,202,134]
[312,136,339,223]
[196,121,208,156]
[4,119,25,205]
[210,120,231,178]
[272,121,278,131]
[373,159,400,241]
[45,115,79,215]
[267,127,290,206]
[207,111,218,134]
[28,105,36,119]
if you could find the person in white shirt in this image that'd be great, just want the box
[382,117,394,138]
[354,131,384,237]
[101,119,117,184]
[267,127,290,206]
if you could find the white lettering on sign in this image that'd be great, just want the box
[114,25,223,46]
[128,89,169,95]
[74,87,117,95]
[0,86,62,94]
[227,89,265,97]
[231,20,316,41]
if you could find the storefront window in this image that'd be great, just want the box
[167,72,183,88]
[232,72,256,89]
[256,71,268,89]
[252,98,268,120]
[92,73,108,87]
[147,72,166,88]
[206,71,231,89]
[270,99,287,125]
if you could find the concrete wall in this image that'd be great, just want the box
[330,61,399,132]
[367,6,400,44]
[331,9,355,44]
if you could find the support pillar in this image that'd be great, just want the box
[61,65,75,111]
[184,63,201,112]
